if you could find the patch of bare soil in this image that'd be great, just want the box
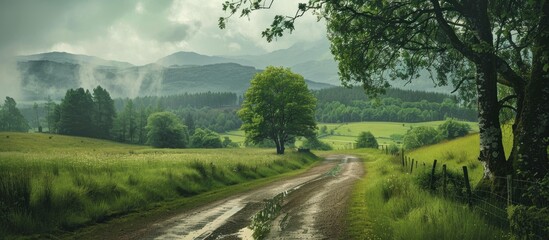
[267,155,364,239]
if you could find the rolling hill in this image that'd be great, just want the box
[14,38,455,102]
[16,53,333,101]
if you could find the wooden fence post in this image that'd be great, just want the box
[385,145,389,155]
[410,159,414,173]
[463,166,472,207]
[507,175,512,207]
[442,164,447,197]
[430,159,438,191]
[401,148,405,167]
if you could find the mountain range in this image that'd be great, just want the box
[14,38,453,101]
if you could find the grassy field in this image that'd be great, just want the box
[220,130,246,146]
[222,121,479,150]
[318,121,479,149]
[327,148,508,240]
[406,125,513,184]
[0,132,319,237]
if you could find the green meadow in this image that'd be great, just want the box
[406,124,513,184]
[223,121,479,149]
[0,132,319,237]
[318,121,478,149]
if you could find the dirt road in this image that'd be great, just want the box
[142,155,363,240]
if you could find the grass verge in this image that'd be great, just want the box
[0,132,320,238]
[343,149,508,240]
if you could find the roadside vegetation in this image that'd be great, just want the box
[344,125,547,239]
[0,132,319,237]
[340,148,508,240]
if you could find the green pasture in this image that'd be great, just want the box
[406,124,513,184]
[222,121,479,150]
[319,120,478,149]
[0,132,319,237]
[220,130,246,146]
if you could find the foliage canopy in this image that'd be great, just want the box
[146,111,189,148]
[238,66,317,154]
[356,131,379,149]
[0,97,29,132]
[220,0,549,191]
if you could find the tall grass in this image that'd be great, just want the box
[406,125,513,184]
[343,149,508,240]
[0,132,319,237]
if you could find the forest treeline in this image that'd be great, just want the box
[114,92,240,110]
[13,86,477,146]
[314,87,476,122]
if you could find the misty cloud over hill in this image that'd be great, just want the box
[16,51,333,101]
[14,39,453,102]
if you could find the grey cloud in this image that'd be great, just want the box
[0,0,187,56]
[158,22,195,43]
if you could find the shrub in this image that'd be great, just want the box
[301,136,332,150]
[356,131,379,149]
[508,205,549,239]
[437,118,471,140]
[222,137,239,148]
[388,143,400,155]
[190,128,222,148]
[403,126,440,150]
[146,112,189,148]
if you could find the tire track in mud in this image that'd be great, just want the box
[142,155,363,240]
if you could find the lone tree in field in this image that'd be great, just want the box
[239,66,317,154]
[146,112,189,148]
[356,131,379,149]
[221,0,549,193]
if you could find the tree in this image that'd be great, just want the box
[58,88,94,137]
[146,112,189,148]
[221,0,549,190]
[190,128,223,148]
[185,113,196,135]
[114,99,137,143]
[92,86,116,139]
[356,131,379,149]
[403,126,440,150]
[44,96,56,132]
[238,66,317,154]
[0,97,29,132]
[438,118,471,140]
[33,102,41,132]
[136,105,153,144]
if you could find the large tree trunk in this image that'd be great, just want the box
[511,1,549,202]
[475,59,510,190]
[464,1,510,191]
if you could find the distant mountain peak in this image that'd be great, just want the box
[17,51,134,68]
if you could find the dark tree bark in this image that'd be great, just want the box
[512,1,549,189]
[475,60,510,190]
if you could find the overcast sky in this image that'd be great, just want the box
[0,0,327,65]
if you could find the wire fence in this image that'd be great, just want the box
[378,147,548,239]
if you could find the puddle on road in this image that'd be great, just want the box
[237,226,254,239]
[153,199,244,240]
[244,156,351,239]
[150,155,355,240]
